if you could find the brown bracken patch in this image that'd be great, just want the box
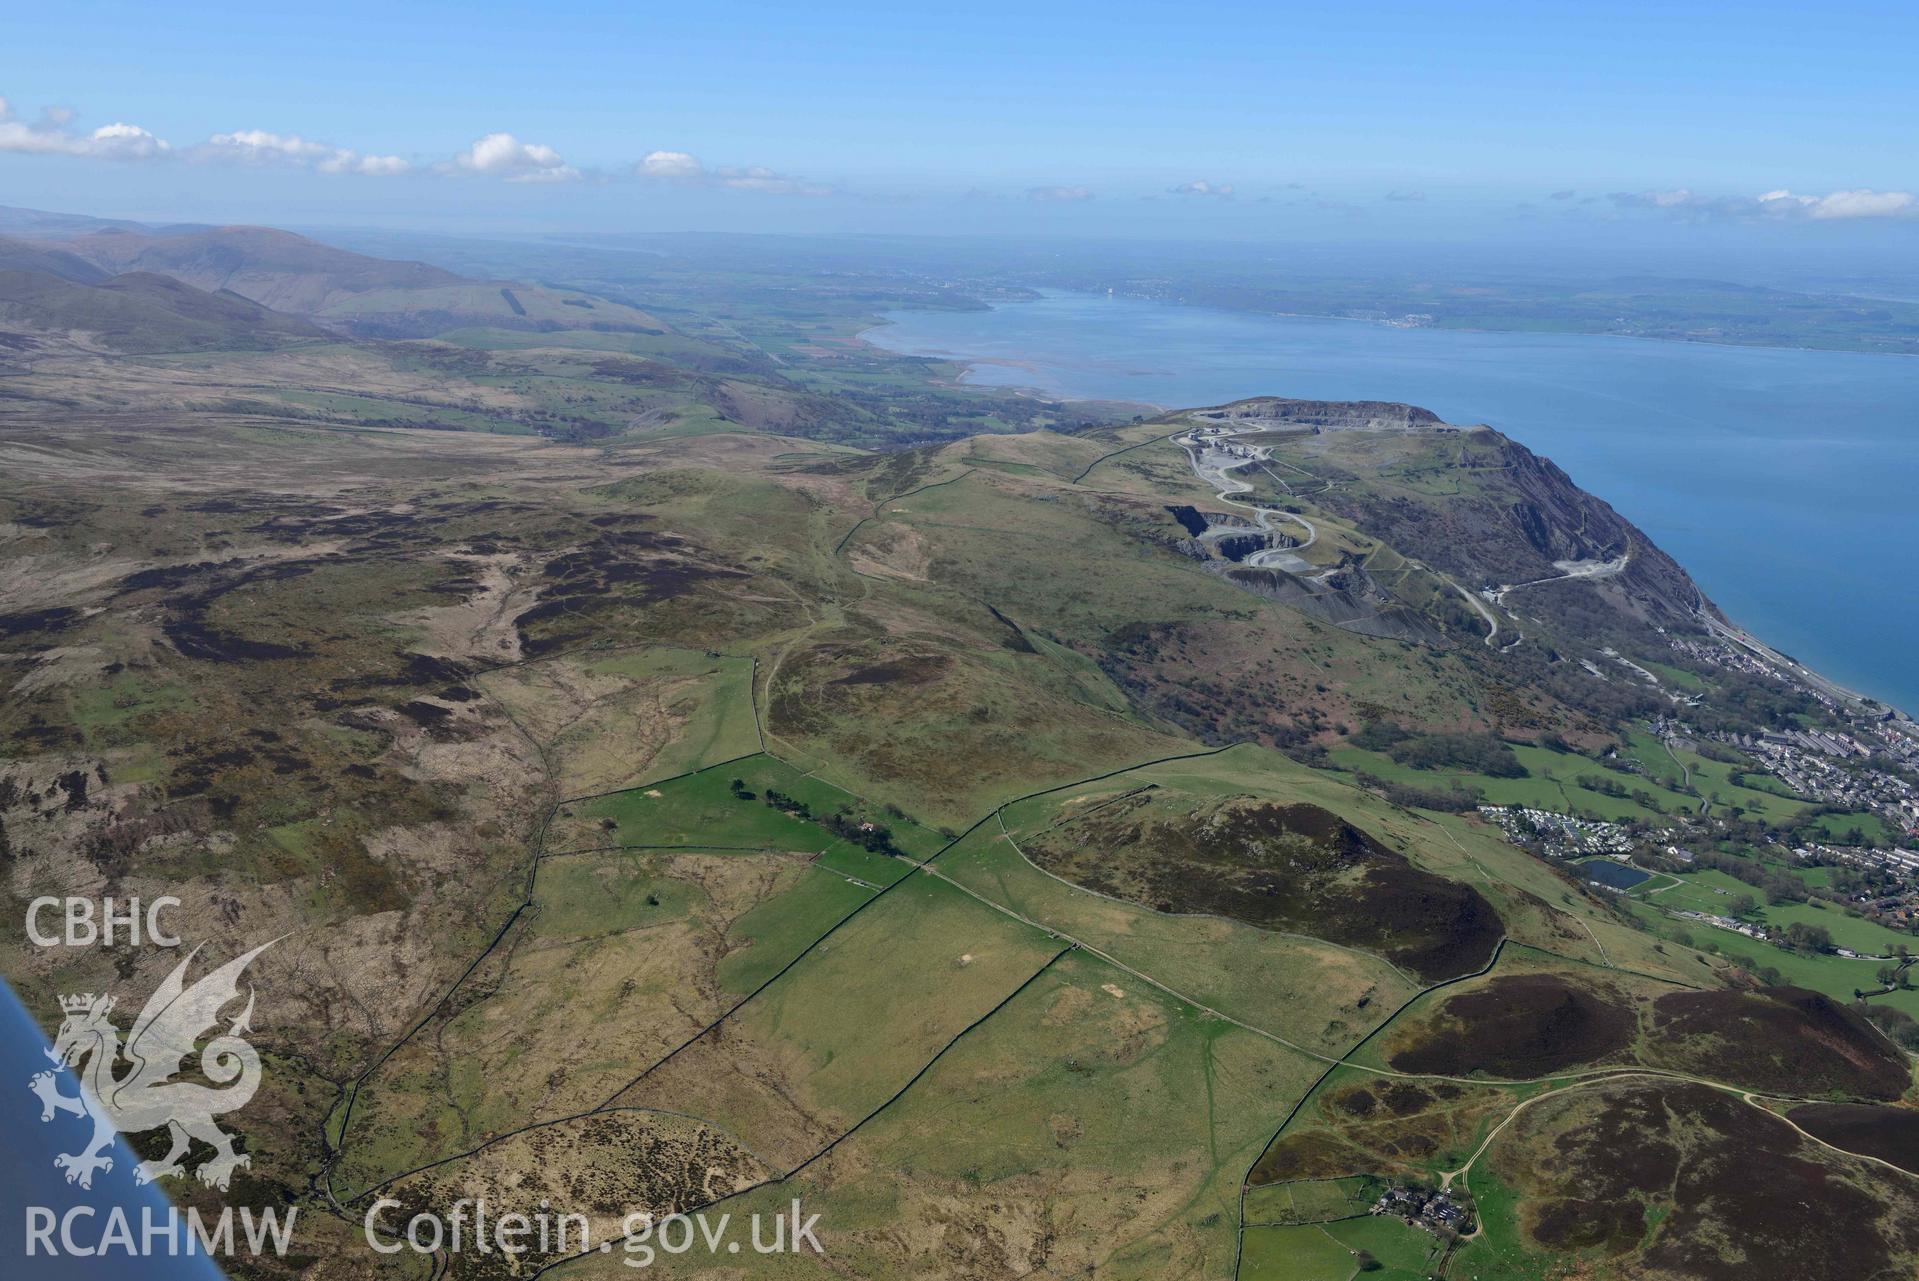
[830,653,952,686]
[1254,1081,1476,1186]
[1785,1103,1919,1174]
[1027,795,1501,981]
[1649,986,1911,1100]
[1503,1080,1919,1280]
[1386,973,1635,1077]
[1247,1128,1373,1183]
[513,522,751,656]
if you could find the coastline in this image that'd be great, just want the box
[862,298,1919,365]
[861,293,1919,718]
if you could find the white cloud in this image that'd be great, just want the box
[453,132,579,182]
[1027,185,1094,203]
[207,129,334,164]
[713,165,832,196]
[354,153,411,177]
[640,149,704,180]
[1608,188,1707,211]
[1758,188,1917,220]
[1170,179,1234,198]
[0,97,168,159]
[637,149,833,196]
[1,96,604,186]
[202,129,410,176]
[1611,186,1918,221]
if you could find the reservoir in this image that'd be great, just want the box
[866,291,1919,715]
[1578,860,1655,891]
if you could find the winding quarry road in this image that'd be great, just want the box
[1490,551,1631,604]
[1176,426,1321,573]
[1452,582,1503,648]
[1178,422,1514,647]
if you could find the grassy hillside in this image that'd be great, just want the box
[42,224,672,339]
[0,267,324,351]
[0,231,1911,1279]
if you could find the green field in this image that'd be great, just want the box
[1448,1168,1559,1281]
[716,865,880,992]
[934,815,1419,1058]
[1756,898,1915,956]
[1243,1176,1383,1226]
[1618,898,1919,1018]
[1804,810,1896,845]
[579,647,762,782]
[608,870,1066,1169]
[1640,866,1764,915]
[1617,731,1816,823]
[1331,732,1836,829]
[550,753,948,863]
[337,740,949,1192]
[1329,742,1698,821]
[1240,1224,1371,1281]
[1322,1216,1448,1280]
[1639,867,1914,955]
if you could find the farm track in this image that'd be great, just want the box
[1435,1071,1918,1254]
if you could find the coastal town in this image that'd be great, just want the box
[1474,680,1919,973]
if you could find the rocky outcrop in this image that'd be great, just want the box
[1489,433,1704,625]
[1302,422,1707,630]
[1190,397,1449,432]
[1213,533,1277,563]
[1224,564,1448,646]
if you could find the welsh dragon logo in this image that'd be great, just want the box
[29,940,274,1191]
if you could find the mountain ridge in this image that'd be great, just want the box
[0,214,673,340]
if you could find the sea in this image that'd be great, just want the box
[865,290,1919,715]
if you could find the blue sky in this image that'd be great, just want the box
[4,0,1917,240]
